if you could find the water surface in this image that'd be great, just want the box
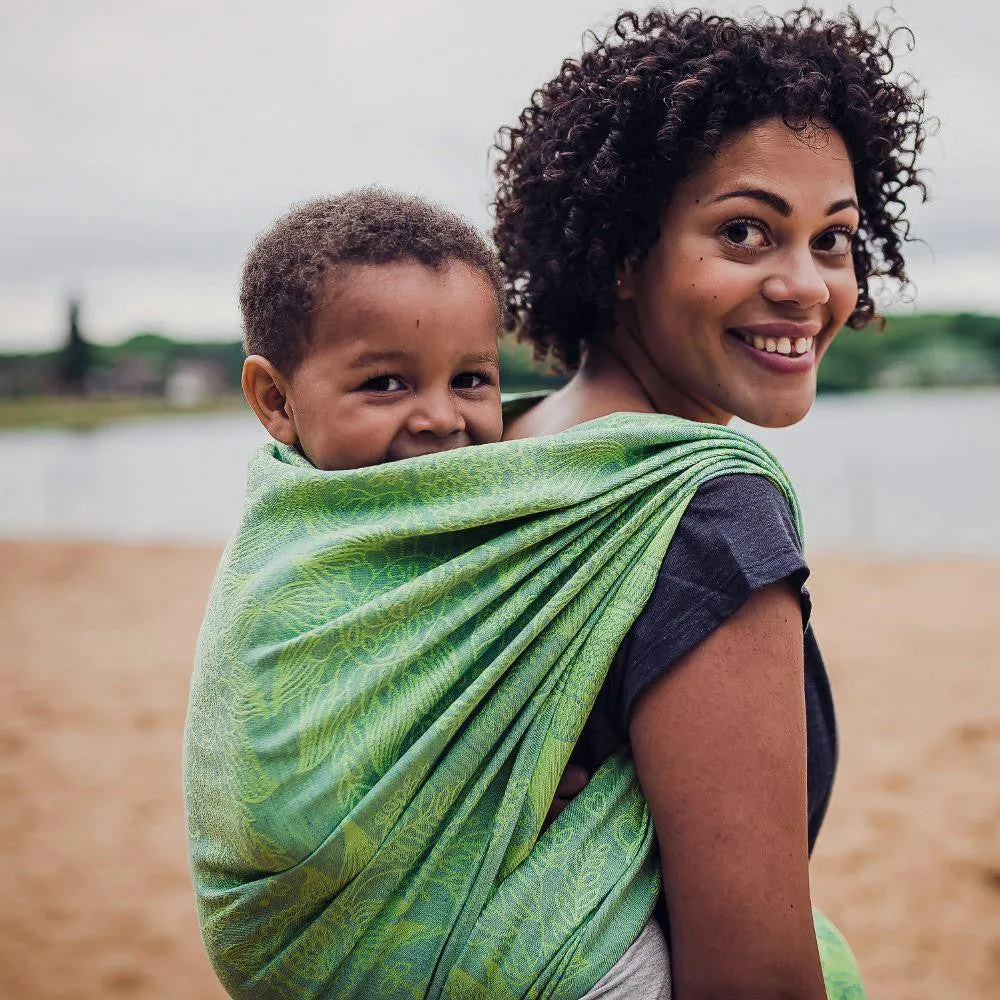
[1,389,996,555]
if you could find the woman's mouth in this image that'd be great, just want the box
[726,326,819,373]
[731,329,815,357]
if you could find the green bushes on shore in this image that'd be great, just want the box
[818,312,1000,392]
[0,313,997,430]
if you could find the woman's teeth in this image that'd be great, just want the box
[738,331,814,356]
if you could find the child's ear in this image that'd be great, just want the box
[242,355,298,447]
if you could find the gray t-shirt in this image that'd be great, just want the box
[572,472,838,852]
[573,472,836,997]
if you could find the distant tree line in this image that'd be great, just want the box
[817,312,1000,391]
[1,311,999,401]
[509,312,1000,393]
[0,324,563,399]
[0,330,246,399]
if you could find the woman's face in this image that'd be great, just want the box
[617,117,860,427]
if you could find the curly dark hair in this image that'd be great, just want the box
[241,187,504,373]
[492,6,928,370]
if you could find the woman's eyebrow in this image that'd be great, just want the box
[712,188,791,216]
[825,197,860,215]
[711,189,860,218]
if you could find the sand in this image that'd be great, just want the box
[0,541,997,999]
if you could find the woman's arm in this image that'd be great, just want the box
[629,581,826,1000]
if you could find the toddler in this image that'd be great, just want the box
[240,187,504,469]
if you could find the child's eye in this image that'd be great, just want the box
[452,371,492,390]
[719,218,771,252]
[361,374,406,392]
[812,228,855,256]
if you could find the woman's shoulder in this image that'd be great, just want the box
[680,471,804,568]
[502,379,658,442]
[657,471,808,625]
[502,387,591,440]
[610,472,810,723]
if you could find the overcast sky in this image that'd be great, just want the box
[1,0,996,350]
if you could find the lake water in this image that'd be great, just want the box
[0,389,997,556]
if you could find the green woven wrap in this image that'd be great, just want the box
[184,411,865,999]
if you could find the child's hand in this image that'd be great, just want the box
[543,763,589,828]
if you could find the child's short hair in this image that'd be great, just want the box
[240,188,504,373]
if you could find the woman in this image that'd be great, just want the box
[184,8,926,1000]
[494,7,926,998]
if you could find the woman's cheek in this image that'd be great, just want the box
[828,262,859,321]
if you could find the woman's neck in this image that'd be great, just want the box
[580,336,734,423]
[504,342,658,441]
[574,344,659,415]
[503,333,730,441]
[590,329,735,425]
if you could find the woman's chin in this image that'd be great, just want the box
[735,391,816,429]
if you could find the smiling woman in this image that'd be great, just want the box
[183,10,928,1000]
[616,120,861,428]
[495,6,927,999]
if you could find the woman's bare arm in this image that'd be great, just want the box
[629,581,826,1000]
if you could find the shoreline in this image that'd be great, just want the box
[1,540,997,999]
[0,384,997,434]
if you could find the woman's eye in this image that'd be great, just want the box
[720,219,770,251]
[452,372,489,390]
[362,374,405,392]
[813,229,854,255]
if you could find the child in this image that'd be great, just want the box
[190,183,674,1000]
[239,187,504,469]
[194,186,632,999]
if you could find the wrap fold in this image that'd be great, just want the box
[184,411,863,999]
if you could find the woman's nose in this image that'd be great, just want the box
[406,391,466,437]
[761,247,831,309]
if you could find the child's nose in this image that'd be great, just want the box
[406,392,466,437]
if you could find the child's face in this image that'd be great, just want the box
[282,260,502,471]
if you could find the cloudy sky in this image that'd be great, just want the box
[1,0,996,350]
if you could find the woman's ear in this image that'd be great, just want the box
[242,355,298,447]
[614,257,638,301]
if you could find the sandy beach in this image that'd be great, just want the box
[0,540,997,1000]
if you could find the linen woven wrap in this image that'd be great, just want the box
[183,411,865,1000]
